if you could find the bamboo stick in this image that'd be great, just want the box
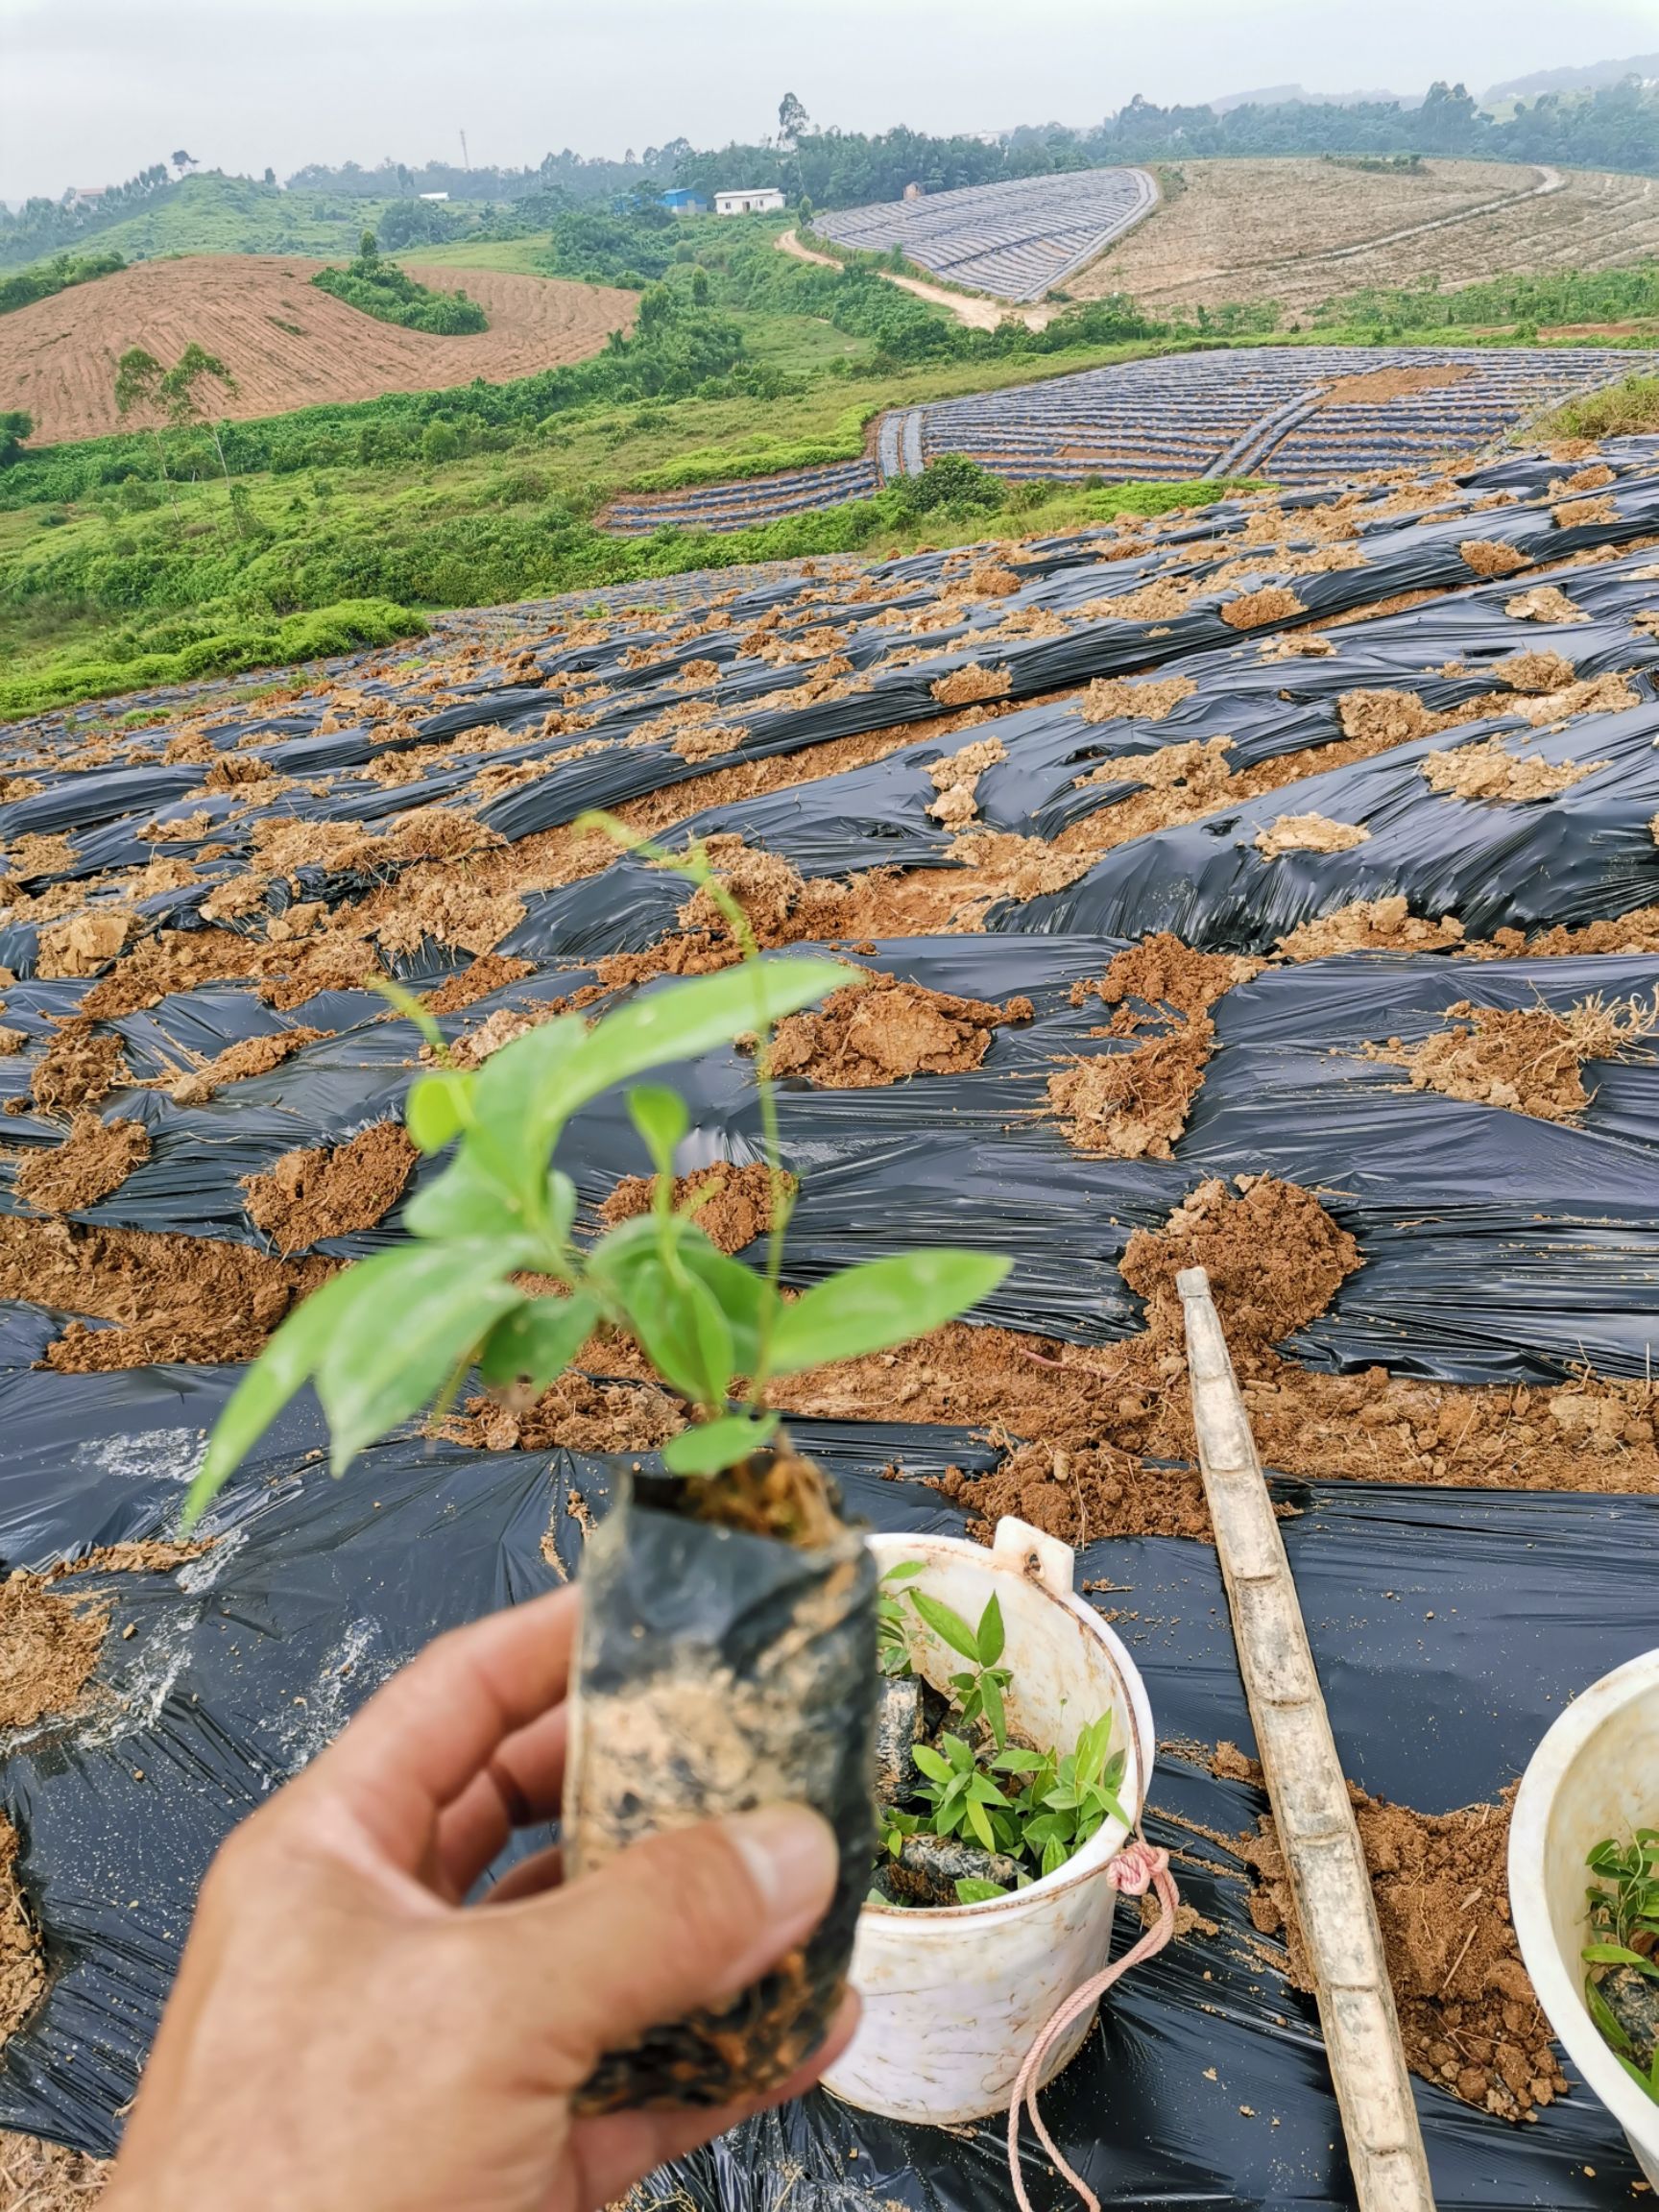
[1176,1265,1436,2212]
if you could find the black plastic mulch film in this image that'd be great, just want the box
[2,444,1659,2205]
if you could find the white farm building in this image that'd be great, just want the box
[714,187,785,216]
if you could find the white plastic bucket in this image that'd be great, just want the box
[822,1515,1156,2126]
[1509,1647,1659,2189]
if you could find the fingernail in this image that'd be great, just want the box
[725,1803,838,1922]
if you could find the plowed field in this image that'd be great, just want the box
[1074,156,1659,314]
[0,254,637,443]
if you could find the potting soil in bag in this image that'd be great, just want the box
[566,1467,878,2110]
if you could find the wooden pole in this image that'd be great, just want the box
[1177,1265,1437,2212]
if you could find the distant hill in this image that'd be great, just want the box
[4,174,399,276]
[1208,83,1417,113]
[1484,53,1659,101]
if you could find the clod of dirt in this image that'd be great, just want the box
[768,974,1031,1087]
[169,1026,325,1105]
[1073,933,1262,1020]
[0,1822,46,2055]
[0,2130,108,2207]
[926,734,1006,828]
[1078,734,1236,804]
[1459,541,1530,578]
[0,1215,331,1371]
[35,913,130,980]
[1078,675,1197,725]
[1421,738,1603,803]
[1120,1175,1361,1366]
[1553,494,1618,528]
[1369,993,1657,1120]
[1219,586,1306,630]
[241,1123,418,1254]
[79,928,251,1021]
[1551,464,1617,494]
[1254,813,1370,857]
[2,834,77,882]
[1047,1014,1214,1159]
[1504,586,1589,624]
[421,952,535,1015]
[599,1163,789,1256]
[676,838,854,950]
[966,562,1021,598]
[1336,688,1447,746]
[1258,632,1336,660]
[453,1370,683,1456]
[1239,1785,1569,2121]
[14,1114,150,1214]
[929,662,1013,707]
[1274,897,1465,961]
[935,1439,1212,1546]
[1490,649,1577,695]
[31,1026,128,1114]
[52,1539,211,1579]
[0,1570,108,1731]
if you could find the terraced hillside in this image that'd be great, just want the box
[814,168,1157,301]
[601,344,1649,531]
[6,440,1659,2206]
[1074,156,1659,315]
[0,253,637,443]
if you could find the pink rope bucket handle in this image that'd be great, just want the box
[1005,1837,1180,2212]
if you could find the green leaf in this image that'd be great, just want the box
[619,1258,734,1407]
[912,1743,952,1785]
[1583,1943,1659,1974]
[405,1071,472,1154]
[993,1746,1046,1774]
[182,1264,380,1528]
[976,1593,1005,1667]
[767,1249,1011,1376]
[674,1238,774,1374]
[1041,1836,1070,1878]
[476,1292,598,1396]
[980,1669,1007,1749]
[403,1148,533,1242]
[882,1561,926,1581]
[955,1877,1006,1904]
[536,959,850,1138]
[373,974,447,1056]
[908,1589,983,1664]
[662,1411,780,1476]
[966,1799,997,1851]
[627,1084,688,1178]
[467,1018,589,1207]
[315,1243,528,1475]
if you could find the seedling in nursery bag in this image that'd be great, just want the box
[184,821,1008,2108]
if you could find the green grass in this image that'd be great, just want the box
[14,175,400,272]
[1537,373,1659,439]
[389,234,557,276]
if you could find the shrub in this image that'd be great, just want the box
[312,231,488,335]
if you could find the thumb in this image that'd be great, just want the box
[485,1804,839,2082]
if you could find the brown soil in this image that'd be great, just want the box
[449,1369,683,1456]
[1254,813,1370,856]
[14,1114,150,1214]
[52,1539,211,1579]
[1220,586,1307,630]
[1459,541,1531,578]
[1553,495,1619,528]
[935,1439,1214,1547]
[241,1123,417,1254]
[0,255,637,444]
[35,914,129,980]
[1078,674,1197,724]
[0,1216,332,1370]
[31,1027,128,1114]
[929,663,1013,707]
[1075,934,1262,1020]
[1046,1014,1214,1160]
[1421,737,1603,803]
[1121,1175,1363,1367]
[599,1163,787,1255]
[1369,993,1657,1120]
[1075,157,1659,316]
[421,953,535,1015]
[1319,365,1477,406]
[0,2131,107,2210]
[0,1572,108,1731]
[1504,585,1589,623]
[1489,649,1577,694]
[768,975,1031,1086]
[167,1025,326,1105]
[1275,897,1468,960]
[79,929,252,1021]
[926,733,1006,828]
[0,1824,46,2059]
[1239,1785,1569,2121]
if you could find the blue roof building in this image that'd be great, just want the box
[660,187,707,214]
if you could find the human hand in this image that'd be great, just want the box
[105,1586,854,2212]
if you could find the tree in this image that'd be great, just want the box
[262,166,276,186]
[778,92,810,147]
[113,347,179,511]
[0,410,32,467]
[170,149,198,175]
[162,343,239,499]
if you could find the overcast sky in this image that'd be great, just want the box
[4,0,1659,203]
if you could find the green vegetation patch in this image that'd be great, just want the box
[0,250,125,317]
[1538,373,1659,440]
[312,231,487,334]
